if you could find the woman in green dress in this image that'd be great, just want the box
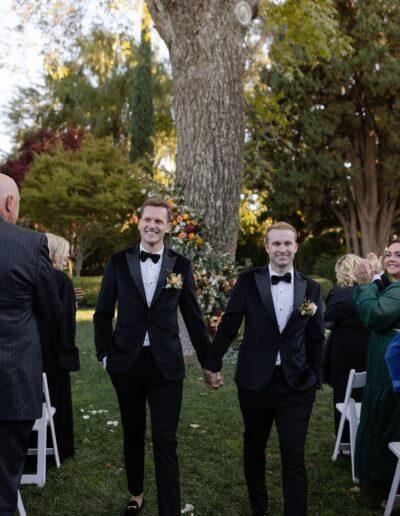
[354,240,400,485]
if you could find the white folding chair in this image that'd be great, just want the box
[21,373,60,487]
[17,489,26,516]
[384,442,400,516]
[332,368,367,482]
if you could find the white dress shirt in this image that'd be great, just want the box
[269,265,294,365]
[140,244,163,346]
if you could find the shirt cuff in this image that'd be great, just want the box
[372,273,383,282]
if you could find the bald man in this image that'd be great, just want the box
[0,173,62,514]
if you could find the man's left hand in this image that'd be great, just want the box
[203,369,224,389]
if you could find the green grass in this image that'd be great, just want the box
[20,309,386,515]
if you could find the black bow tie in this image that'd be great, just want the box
[140,250,161,264]
[271,272,292,285]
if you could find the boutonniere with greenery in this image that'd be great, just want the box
[299,298,318,316]
[165,271,183,290]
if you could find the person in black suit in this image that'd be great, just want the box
[324,254,369,445]
[93,198,211,516]
[0,173,61,515]
[204,221,324,516]
[37,233,80,461]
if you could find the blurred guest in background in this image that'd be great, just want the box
[38,233,80,461]
[324,254,369,446]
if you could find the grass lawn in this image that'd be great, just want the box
[20,309,386,515]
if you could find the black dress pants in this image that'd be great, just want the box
[0,420,34,515]
[238,367,316,516]
[109,348,183,516]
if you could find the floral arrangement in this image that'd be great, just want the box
[298,298,318,316]
[165,271,183,289]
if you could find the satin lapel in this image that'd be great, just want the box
[150,249,177,307]
[282,270,307,334]
[125,246,147,306]
[255,266,279,331]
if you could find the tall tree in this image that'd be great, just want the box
[246,0,400,255]
[130,3,154,163]
[145,0,260,257]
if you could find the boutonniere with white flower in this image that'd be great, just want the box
[165,271,183,289]
[299,298,318,316]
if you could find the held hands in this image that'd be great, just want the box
[203,369,224,389]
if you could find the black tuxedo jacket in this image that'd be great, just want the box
[93,245,210,379]
[0,218,62,420]
[204,266,325,392]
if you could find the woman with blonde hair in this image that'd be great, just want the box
[37,233,80,461]
[324,254,369,446]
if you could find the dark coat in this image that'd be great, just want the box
[93,245,210,379]
[0,218,61,420]
[204,266,325,392]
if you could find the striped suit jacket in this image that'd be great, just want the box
[0,217,61,420]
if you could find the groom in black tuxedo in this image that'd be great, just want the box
[204,222,324,516]
[94,198,211,516]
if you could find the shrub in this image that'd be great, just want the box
[72,276,102,308]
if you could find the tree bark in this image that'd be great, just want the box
[145,0,257,257]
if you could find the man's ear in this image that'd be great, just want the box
[165,222,172,234]
[5,194,13,213]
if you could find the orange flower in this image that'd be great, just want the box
[172,220,177,225]
[191,220,198,225]
[188,233,195,240]
[176,215,183,223]
[178,232,186,239]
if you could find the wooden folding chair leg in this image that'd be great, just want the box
[17,490,26,516]
[385,455,400,515]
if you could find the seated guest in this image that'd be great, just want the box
[324,254,369,446]
[37,233,80,461]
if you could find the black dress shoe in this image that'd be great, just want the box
[123,499,144,515]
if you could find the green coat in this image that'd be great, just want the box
[354,282,400,484]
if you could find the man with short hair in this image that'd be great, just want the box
[94,197,211,516]
[0,173,61,514]
[204,221,324,516]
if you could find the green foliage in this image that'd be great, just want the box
[130,7,154,164]
[21,135,151,275]
[71,276,102,307]
[246,0,400,249]
[295,234,345,283]
[9,29,138,143]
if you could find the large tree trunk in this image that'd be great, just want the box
[335,111,398,257]
[145,1,258,257]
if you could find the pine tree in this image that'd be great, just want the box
[130,4,154,165]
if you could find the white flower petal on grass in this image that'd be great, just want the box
[82,415,90,420]
[80,409,85,413]
[181,504,194,514]
[189,424,200,429]
[91,410,98,415]
[106,420,119,427]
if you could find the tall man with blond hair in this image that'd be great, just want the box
[0,173,61,514]
[204,221,324,516]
